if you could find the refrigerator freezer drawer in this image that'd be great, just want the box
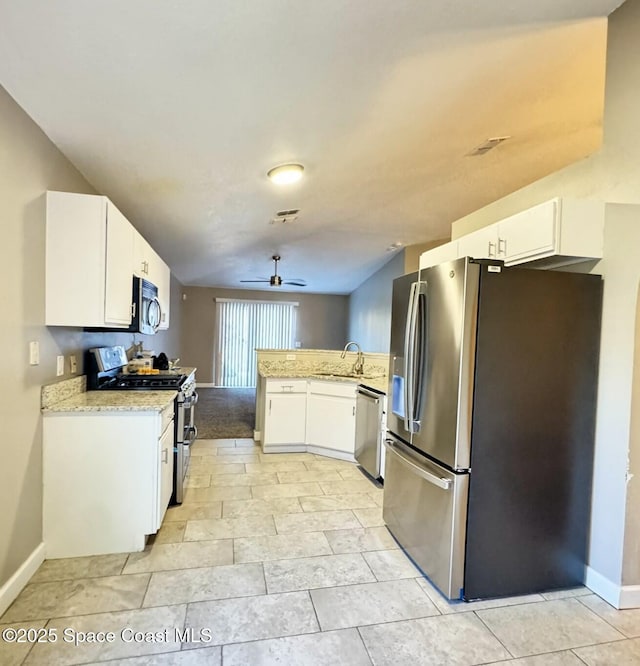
[382,437,469,599]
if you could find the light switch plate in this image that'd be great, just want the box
[69,355,77,374]
[29,341,40,365]
[56,355,65,376]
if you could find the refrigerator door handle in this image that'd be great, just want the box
[403,281,420,432]
[384,439,451,490]
[411,282,428,431]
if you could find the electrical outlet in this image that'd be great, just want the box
[56,355,65,376]
[69,355,77,374]
[294,341,301,348]
[286,354,296,361]
[29,341,40,365]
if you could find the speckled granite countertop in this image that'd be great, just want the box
[42,390,177,413]
[259,367,388,394]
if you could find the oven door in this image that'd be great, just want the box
[173,390,198,504]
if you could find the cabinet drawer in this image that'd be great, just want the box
[308,380,356,399]
[266,379,307,394]
[160,402,175,435]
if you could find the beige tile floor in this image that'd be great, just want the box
[2,438,640,665]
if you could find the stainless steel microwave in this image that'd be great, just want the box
[129,276,162,335]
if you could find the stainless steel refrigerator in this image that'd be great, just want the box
[383,257,602,601]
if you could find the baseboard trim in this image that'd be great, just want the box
[619,585,640,609]
[0,542,46,617]
[585,566,620,607]
[306,445,356,463]
[254,430,261,442]
[584,566,640,609]
[196,383,215,388]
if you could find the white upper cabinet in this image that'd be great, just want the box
[457,225,500,261]
[133,229,171,329]
[46,191,133,327]
[46,191,171,329]
[133,228,153,279]
[419,240,459,270]
[105,202,135,325]
[455,198,605,268]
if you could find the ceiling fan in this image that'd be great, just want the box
[241,255,307,287]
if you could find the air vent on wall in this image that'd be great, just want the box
[467,136,511,156]
[270,208,300,225]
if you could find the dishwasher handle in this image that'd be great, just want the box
[357,387,381,403]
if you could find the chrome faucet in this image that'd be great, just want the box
[341,341,364,375]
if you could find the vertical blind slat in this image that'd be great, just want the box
[215,300,298,387]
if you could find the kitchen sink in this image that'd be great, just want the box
[313,371,381,380]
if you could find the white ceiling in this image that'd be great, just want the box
[0,0,624,293]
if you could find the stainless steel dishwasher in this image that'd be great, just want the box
[355,386,385,478]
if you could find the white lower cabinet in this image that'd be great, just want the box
[43,404,174,558]
[157,415,175,530]
[264,393,307,447]
[261,378,357,460]
[306,381,356,458]
[263,379,307,451]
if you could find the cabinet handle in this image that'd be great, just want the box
[488,241,496,258]
[498,238,507,256]
[269,399,272,415]
[353,405,356,416]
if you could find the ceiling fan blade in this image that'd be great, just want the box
[240,279,270,283]
[283,280,307,286]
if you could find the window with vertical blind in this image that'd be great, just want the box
[214,299,298,387]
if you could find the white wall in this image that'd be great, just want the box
[449,0,640,604]
[348,251,406,353]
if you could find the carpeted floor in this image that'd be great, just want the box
[195,387,256,439]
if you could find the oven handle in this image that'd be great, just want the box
[180,424,198,446]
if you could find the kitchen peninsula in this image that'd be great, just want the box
[255,349,388,460]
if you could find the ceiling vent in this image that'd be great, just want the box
[467,136,511,156]
[270,209,300,225]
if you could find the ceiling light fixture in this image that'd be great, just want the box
[267,163,304,185]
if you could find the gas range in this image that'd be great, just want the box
[96,372,187,390]
[86,345,186,390]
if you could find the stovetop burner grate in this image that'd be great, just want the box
[97,373,187,390]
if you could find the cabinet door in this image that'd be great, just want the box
[105,202,134,325]
[306,394,356,455]
[133,229,153,278]
[497,199,557,264]
[264,394,306,444]
[457,225,499,260]
[157,423,174,529]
